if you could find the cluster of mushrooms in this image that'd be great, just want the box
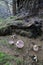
[8,34,42,63]
[9,34,24,48]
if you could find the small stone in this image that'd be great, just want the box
[15,40,24,48]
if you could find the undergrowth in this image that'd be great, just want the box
[0,52,23,65]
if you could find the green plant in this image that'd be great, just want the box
[16,58,22,65]
[0,52,23,65]
[0,52,13,65]
[4,61,12,65]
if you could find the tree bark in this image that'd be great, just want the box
[12,0,16,15]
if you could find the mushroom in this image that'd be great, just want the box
[9,40,14,45]
[16,40,24,48]
[33,45,39,51]
[32,55,38,62]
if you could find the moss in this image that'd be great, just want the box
[4,61,12,65]
[0,52,23,65]
[16,58,23,65]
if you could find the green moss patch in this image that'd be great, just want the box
[0,52,23,65]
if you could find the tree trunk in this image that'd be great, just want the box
[12,0,16,15]
[12,0,43,15]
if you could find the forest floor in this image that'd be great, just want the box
[0,33,43,65]
[0,14,43,65]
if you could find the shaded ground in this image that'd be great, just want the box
[0,33,43,65]
[0,15,43,65]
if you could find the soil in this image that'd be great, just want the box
[0,33,43,65]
